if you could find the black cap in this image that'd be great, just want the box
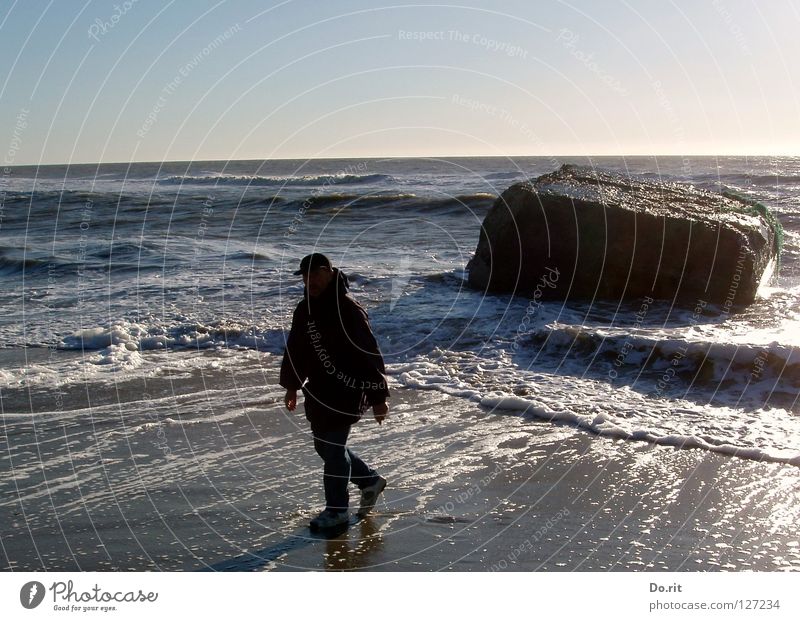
[293,252,332,275]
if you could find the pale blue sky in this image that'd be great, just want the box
[2,0,798,165]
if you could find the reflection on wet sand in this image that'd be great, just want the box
[323,517,383,571]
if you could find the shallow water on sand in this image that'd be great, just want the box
[2,368,798,571]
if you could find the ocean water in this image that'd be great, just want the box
[1,155,799,471]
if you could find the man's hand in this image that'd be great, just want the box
[284,389,297,411]
[372,401,388,425]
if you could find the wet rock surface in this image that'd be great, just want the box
[467,165,781,307]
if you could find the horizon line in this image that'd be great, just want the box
[6,153,799,168]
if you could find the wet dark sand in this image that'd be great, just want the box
[2,365,799,572]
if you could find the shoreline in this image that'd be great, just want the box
[2,371,799,572]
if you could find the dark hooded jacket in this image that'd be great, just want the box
[279,268,390,429]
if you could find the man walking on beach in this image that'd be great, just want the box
[280,253,390,530]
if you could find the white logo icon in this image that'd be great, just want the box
[20,581,46,609]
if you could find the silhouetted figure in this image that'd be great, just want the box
[280,253,389,530]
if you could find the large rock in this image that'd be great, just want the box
[467,165,781,307]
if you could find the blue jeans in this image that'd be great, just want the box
[312,426,379,512]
